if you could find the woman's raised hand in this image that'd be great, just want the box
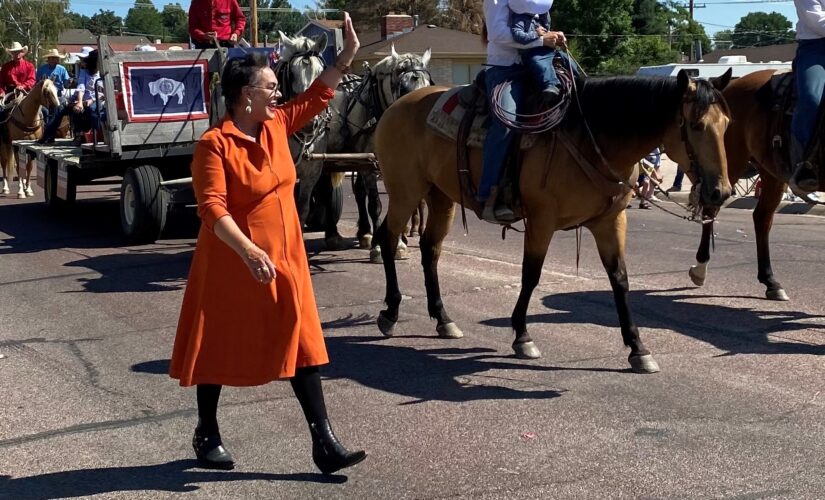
[338,12,360,66]
[242,244,277,284]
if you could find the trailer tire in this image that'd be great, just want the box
[120,165,168,244]
[44,162,76,209]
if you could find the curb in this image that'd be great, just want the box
[658,191,825,217]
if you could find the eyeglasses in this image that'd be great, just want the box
[247,84,279,96]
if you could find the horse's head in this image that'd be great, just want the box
[663,68,733,207]
[371,44,433,108]
[277,31,327,99]
[38,78,60,110]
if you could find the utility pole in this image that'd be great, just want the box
[251,1,258,46]
[689,0,694,21]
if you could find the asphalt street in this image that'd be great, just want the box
[0,184,824,499]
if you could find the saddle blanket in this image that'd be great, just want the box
[426,86,536,150]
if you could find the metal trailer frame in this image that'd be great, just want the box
[13,36,224,244]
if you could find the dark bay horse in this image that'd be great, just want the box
[687,69,821,301]
[373,70,733,373]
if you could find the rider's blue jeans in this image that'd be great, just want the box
[792,38,825,151]
[479,64,523,201]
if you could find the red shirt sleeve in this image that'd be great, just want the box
[273,80,336,136]
[192,131,231,230]
[231,0,246,37]
[188,0,209,43]
[22,61,35,91]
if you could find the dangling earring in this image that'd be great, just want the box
[245,97,252,114]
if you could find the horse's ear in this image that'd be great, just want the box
[312,32,328,54]
[711,67,733,91]
[421,48,431,68]
[279,31,293,47]
[391,43,399,60]
[676,69,690,93]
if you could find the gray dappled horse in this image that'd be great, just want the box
[282,35,433,253]
[329,46,433,260]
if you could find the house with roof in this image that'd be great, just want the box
[702,43,796,64]
[296,14,486,86]
[58,29,181,56]
[355,14,486,86]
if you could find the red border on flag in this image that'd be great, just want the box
[120,60,210,123]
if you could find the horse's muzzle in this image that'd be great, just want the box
[700,177,732,207]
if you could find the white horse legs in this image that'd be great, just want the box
[689,260,708,287]
[14,158,34,198]
[1,177,8,195]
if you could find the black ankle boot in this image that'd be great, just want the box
[310,419,366,475]
[192,428,235,470]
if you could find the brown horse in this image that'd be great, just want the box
[687,69,820,302]
[0,79,59,198]
[373,70,733,373]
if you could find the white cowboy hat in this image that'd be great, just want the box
[77,46,95,58]
[41,48,64,59]
[7,41,28,53]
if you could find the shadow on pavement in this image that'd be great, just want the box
[323,335,566,404]
[482,289,825,356]
[0,459,345,499]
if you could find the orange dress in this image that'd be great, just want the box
[170,81,335,387]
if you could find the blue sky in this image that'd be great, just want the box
[68,0,799,36]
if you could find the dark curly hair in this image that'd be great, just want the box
[85,50,99,75]
[221,52,269,113]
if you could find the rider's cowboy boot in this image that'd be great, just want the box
[309,419,367,475]
[192,427,235,470]
[788,136,824,202]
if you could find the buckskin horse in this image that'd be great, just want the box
[372,70,733,373]
[686,69,825,302]
[0,79,59,198]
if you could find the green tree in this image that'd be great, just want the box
[124,1,164,39]
[314,0,347,20]
[598,35,678,74]
[731,11,795,47]
[713,29,733,50]
[437,0,484,34]
[89,9,124,36]
[552,0,635,72]
[67,12,92,30]
[239,0,307,39]
[0,0,71,61]
[341,0,440,30]
[632,0,668,35]
[161,3,189,42]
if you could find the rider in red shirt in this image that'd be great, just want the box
[0,42,35,98]
[188,0,247,49]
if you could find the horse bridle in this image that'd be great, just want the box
[370,62,433,118]
[274,50,326,103]
[678,89,727,187]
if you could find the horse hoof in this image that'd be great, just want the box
[369,246,383,264]
[629,354,660,374]
[324,235,345,251]
[358,234,372,249]
[395,242,409,261]
[377,313,396,337]
[513,341,541,359]
[1,188,8,195]
[688,266,705,287]
[436,322,463,339]
[25,188,34,197]
[17,192,26,199]
[766,288,790,301]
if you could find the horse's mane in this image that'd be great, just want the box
[572,76,726,139]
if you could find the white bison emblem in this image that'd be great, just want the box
[148,77,185,105]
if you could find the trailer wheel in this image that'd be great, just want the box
[120,165,168,243]
[44,162,76,209]
[306,174,344,231]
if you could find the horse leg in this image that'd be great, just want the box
[753,176,789,301]
[0,146,8,195]
[322,173,345,251]
[24,157,34,197]
[376,195,423,337]
[421,188,462,339]
[353,173,372,249]
[511,214,554,360]
[15,151,25,199]
[689,206,719,286]
[589,213,659,373]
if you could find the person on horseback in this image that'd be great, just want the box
[480,0,565,223]
[36,49,70,100]
[188,0,246,49]
[0,42,35,104]
[509,0,563,105]
[789,0,825,197]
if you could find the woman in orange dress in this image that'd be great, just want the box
[170,13,365,474]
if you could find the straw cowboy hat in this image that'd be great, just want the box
[7,41,28,53]
[41,48,64,59]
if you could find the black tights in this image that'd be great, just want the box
[196,366,328,434]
